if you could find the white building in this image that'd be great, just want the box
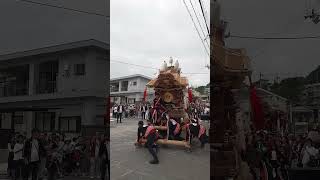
[110,74,154,104]
[302,83,320,122]
[256,88,288,112]
[292,106,314,136]
[238,87,289,133]
[0,39,109,143]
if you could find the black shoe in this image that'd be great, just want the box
[201,143,205,148]
[149,159,159,164]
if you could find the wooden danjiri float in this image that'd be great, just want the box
[135,58,202,150]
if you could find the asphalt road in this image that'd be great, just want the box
[110,118,210,180]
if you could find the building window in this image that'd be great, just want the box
[128,98,135,104]
[0,65,29,97]
[110,82,119,92]
[13,112,23,124]
[37,61,58,94]
[121,81,128,91]
[74,64,86,75]
[59,116,81,133]
[35,112,55,132]
[132,81,137,86]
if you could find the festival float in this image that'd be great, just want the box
[135,58,205,150]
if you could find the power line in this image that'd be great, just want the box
[111,59,209,75]
[18,0,109,18]
[182,0,210,57]
[229,34,320,40]
[189,0,208,43]
[198,0,210,34]
[111,60,159,70]
[188,0,210,68]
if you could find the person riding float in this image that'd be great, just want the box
[152,94,166,125]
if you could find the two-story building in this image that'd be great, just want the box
[238,86,289,134]
[0,39,109,143]
[110,74,154,105]
[302,83,320,122]
[292,106,314,136]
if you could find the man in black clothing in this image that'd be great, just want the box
[137,121,147,143]
[186,119,208,148]
[141,104,146,120]
[168,118,184,141]
[117,104,123,123]
[99,134,109,180]
[23,128,45,180]
[137,120,159,164]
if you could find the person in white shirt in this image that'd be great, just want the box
[63,139,72,154]
[117,104,123,123]
[145,106,149,120]
[13,135,24,180]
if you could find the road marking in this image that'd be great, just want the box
[120,169,134,177]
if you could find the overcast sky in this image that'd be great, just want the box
[2,0,319,85]
[110,0,210,87]
[221,0,320,81]
[0,0,108,54]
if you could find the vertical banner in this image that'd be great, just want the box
[250,86,265,130]
[143,87,147,102]
[188,87,193,103]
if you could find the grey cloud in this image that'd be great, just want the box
[221,0,320,80]
[0,0,108,54]
[111,0,210,86]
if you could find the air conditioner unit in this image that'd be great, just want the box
[63,64,70,77]
[64,64,70,71]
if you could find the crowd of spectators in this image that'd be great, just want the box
[243,128,320,180]
[7,129,109,180]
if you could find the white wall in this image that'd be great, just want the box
[57,52,87,93]
[57,49,108,97]
[111,76,151,93]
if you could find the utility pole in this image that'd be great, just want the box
[211,0,239,179]
[211,0,251,179]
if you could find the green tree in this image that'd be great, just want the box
[270,77,306,103]
[195,86,206,94]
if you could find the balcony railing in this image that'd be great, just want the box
[37,81,57,94]
[0,83,29,97]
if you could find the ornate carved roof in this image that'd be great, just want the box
[146,66,188,89]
